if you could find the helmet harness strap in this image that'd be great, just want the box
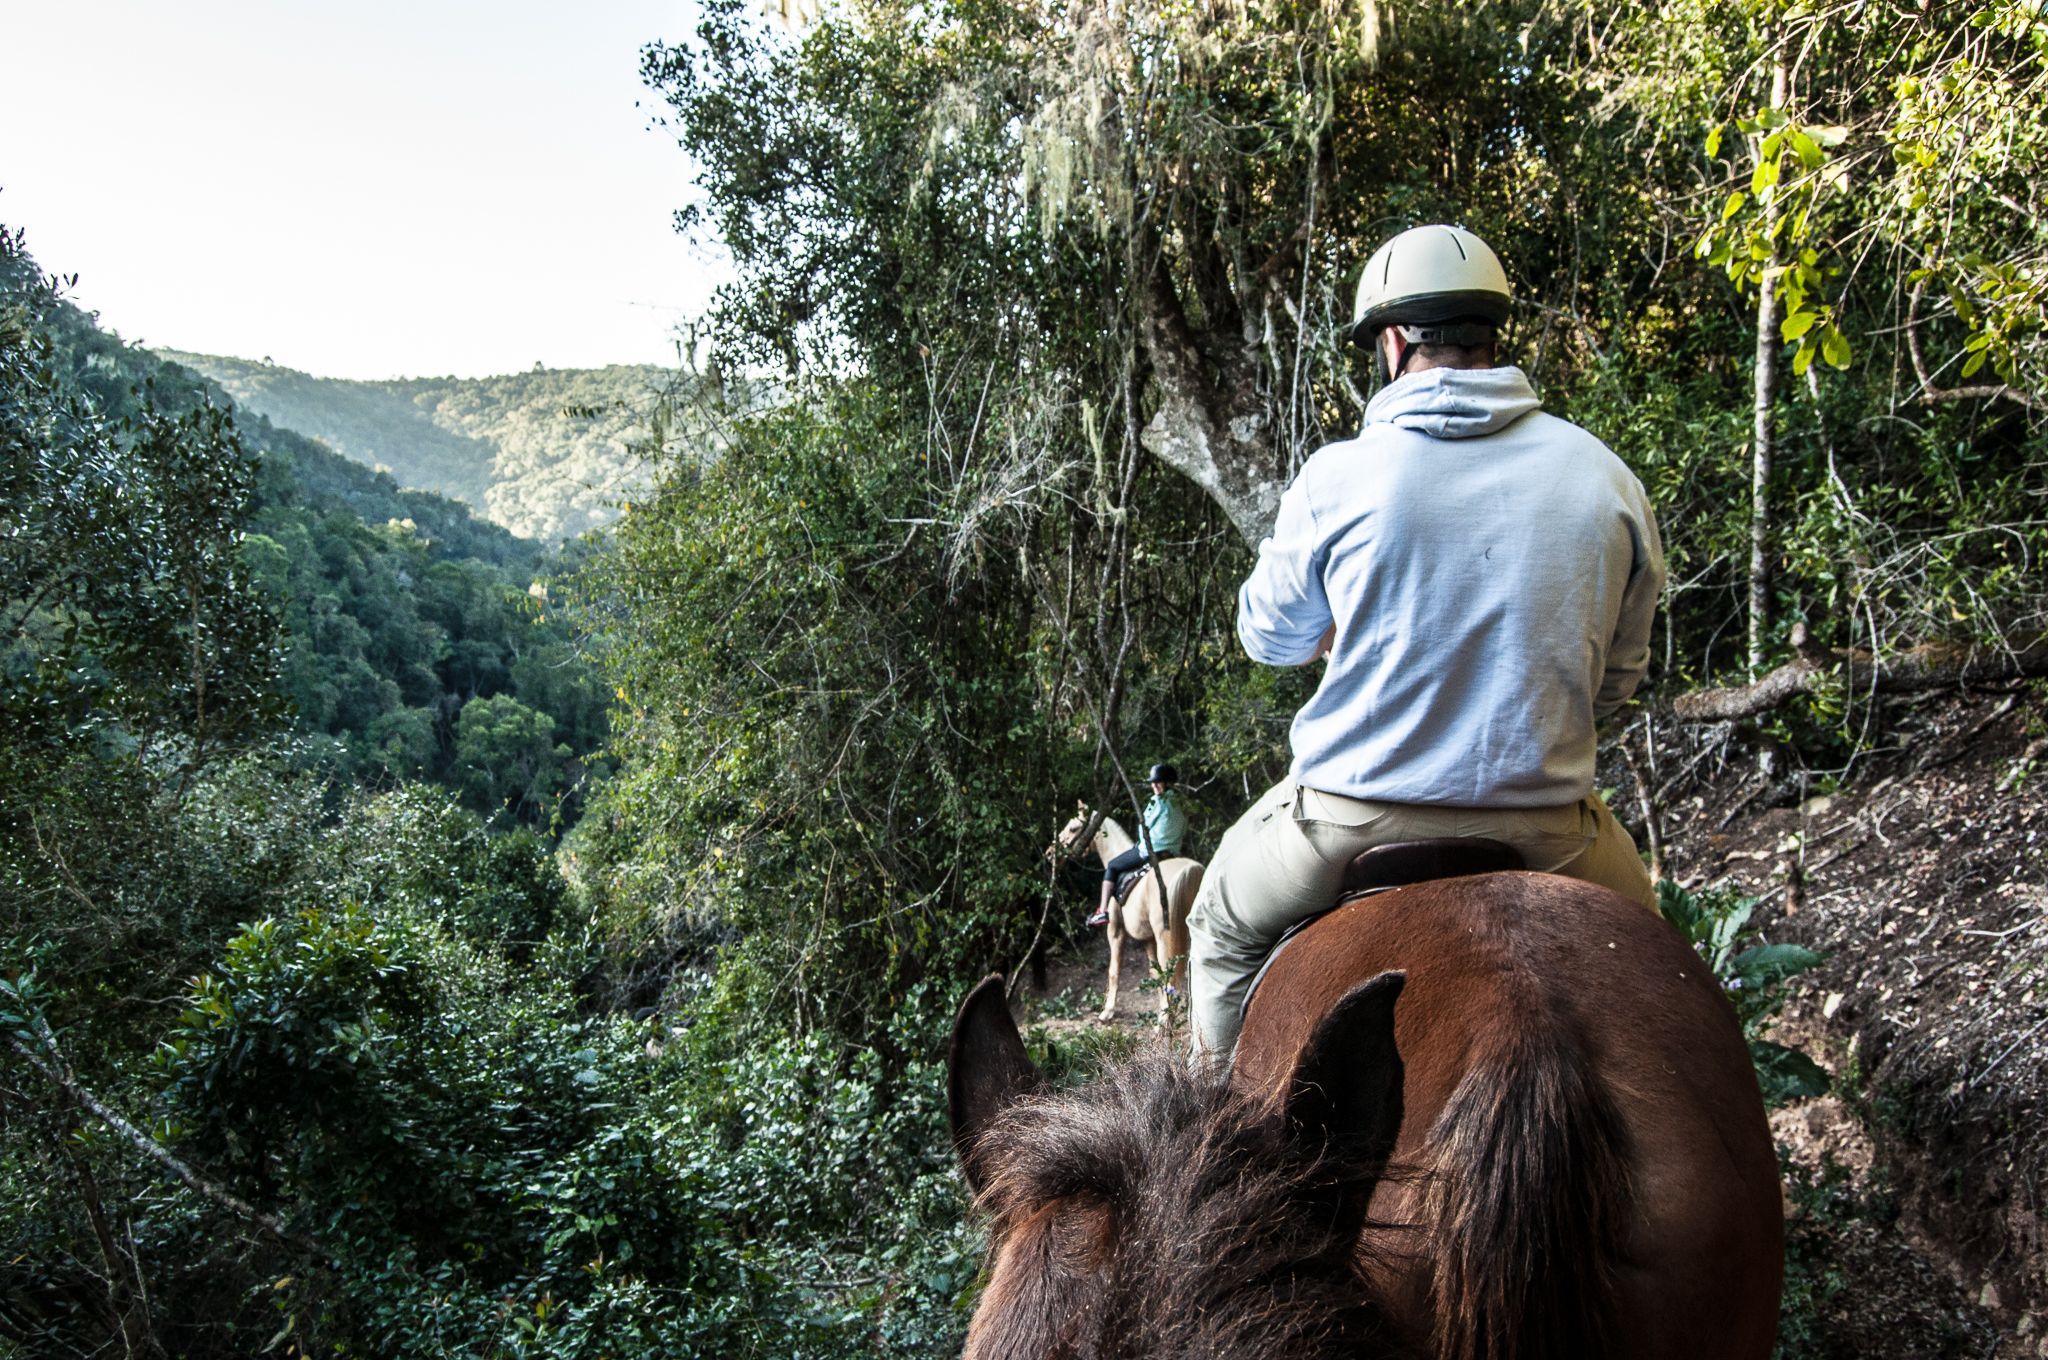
[1376,320,1499,385]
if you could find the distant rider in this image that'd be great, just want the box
[1186,225,1666,1062]
[1088,763,1186,928]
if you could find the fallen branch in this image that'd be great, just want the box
[1916,692,2020,773]
[1968,1013,2048,1091]
[1671,629,2048,723]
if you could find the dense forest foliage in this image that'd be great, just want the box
[166,351,707,544]
[3,224,972,1356]
[6,0,2048,1355]
[8,295,614,817]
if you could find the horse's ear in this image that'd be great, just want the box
[1282,971,1406,1185]
[948,974,1045,1196]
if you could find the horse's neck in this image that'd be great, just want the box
[1095,817,1135,858]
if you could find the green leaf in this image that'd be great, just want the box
[1706,124,1724,158]
[1821,326,1852,369]
[1729,942,1825,985]
[1656,879,1703,932]
[1751,1039,1831,1105]
[1721,190,1749,223]
[1709,901,1756,953]
[1781,310,1818,340]
[1792,341,1818,376]
[1963,348,1989,378]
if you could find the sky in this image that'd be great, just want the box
[0,0,727,379]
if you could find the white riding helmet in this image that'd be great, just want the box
[1349,224,1513,349]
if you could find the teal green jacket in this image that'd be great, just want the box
[1141,790,1185,857]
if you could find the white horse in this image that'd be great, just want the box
[1055,803,1204,1022]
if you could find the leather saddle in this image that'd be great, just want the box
[1239,837,1525,1019]
[1113,855,1184,905]
[1112,865,1150,905]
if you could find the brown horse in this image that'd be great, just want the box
[948,871,1783,1359]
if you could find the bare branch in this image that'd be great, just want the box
[1905,279,2045,411]
[8,1013,328,1262]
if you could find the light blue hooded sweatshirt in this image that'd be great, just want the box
[1237,366,1664,808]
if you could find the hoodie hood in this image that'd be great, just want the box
[1364,366,1542,439]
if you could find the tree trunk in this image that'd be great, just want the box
[1131,232,1288,546]
[1748,54,1790,676]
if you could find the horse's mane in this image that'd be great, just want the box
[971,1056,1420,1359]
[1084,812,1127,844]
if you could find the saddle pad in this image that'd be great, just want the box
[1113,867,1148,905]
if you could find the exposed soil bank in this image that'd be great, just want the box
[1656,692,2047,1356]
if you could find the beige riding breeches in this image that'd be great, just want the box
[1185,779,1656,1063]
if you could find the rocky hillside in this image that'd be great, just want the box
[159,352,689,542]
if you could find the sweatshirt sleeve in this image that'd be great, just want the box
[1595,488,1666,717]
[1237,472,1332,666]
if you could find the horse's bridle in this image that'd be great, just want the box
[1047,807,1108,865]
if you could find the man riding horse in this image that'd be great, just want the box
[1188,224,1668,1063]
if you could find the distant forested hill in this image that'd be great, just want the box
[159,352,682,542]
[4,235,608,823]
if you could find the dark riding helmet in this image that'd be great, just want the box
[1147,763,1179,785]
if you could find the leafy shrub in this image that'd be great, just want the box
[575,388,1070,1039]
[329,782,566,952]
[1659,878,1830,1105]
[136,885,976,1358]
